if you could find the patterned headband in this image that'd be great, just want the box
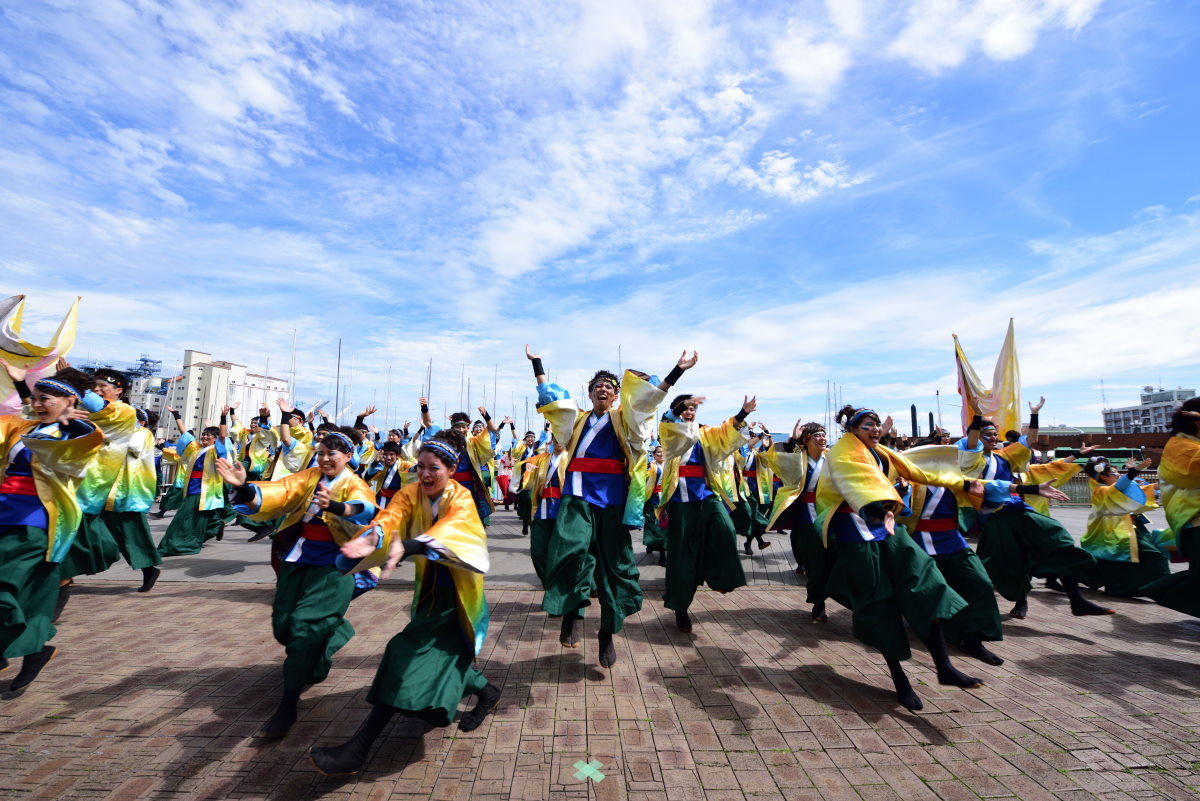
[849,408,877,427]
[35,378,81,400]
[325,431,355,452]
[423,439,459,462]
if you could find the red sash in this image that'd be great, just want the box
[800,491,817,503]
[653,484,662,494]
[380,488,398,499]
[835,502,852,514]
[0,474,37,496]
[300,520,334,541]
[452,471,474,483]
[189,469,203,481]
[677,465,705,478]
[914,518,958,533]
[743,470,757,478]
[541,486,562,500]
[567,457,624,475]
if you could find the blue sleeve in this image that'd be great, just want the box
[215,438,232,458]
[538,429,550,446]
[896,485,913,518]
[1115,475,1147,504]
[489,431,499,448]
[424,424,443,437]
[232,484,263,515]
[983,479,1013,506]
[339,500,377,526]
[176,432,195,452]
[957,438,983,453]
[80,391,106,413]
[536,382,570,407]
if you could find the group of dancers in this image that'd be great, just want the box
[2,347,1199,777]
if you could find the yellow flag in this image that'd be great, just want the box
[953,319,1021,436]
[0,295,81,414]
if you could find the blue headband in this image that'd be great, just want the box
[325,431,354,452]
[849,409,877,427]
[423,439,459,462]
[35,378,81,400]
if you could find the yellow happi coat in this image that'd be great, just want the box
[244,466,376,545]
[816,439,969,545]
[657,416,750,513]
[538,371,664,526]
[1083,478,1158,563]
[272,424,314,479]
[0,416,103,561]
[346,481,491,657]
[77,399,138,515]
[762,444,823,528]
[735,443,774,505]
[1160,433,1200,537]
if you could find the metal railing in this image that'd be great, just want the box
[1054,471,1159,506]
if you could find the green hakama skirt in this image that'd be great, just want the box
[99,510,162,571]
[664,496,747,612]
[156,493,223,557]
[59,512,121,579]
[0,525,59,659]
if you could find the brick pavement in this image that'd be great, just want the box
[2,510,1199,800]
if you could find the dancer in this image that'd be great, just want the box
[817,405,993,711]
[155,407,230,557]
[528,344,694,667]
[897,460,1004,666]
[642,445,667,566]
[766,421,831,620]
[524,438,568,586]
[509,424,546,535]
[960,404,1114,619]
[657,395,752,632]
[0,360,102,698]
[732,424,773,555]
[1140,400,1200,615]
[1079,456,1176,598]
[446,407,499,526]
[364,442,413,509]
[99,407,163,592]
[215,425,377,738]
[59,369,139,594]
[309,429,498,775]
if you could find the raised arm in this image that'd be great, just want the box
[526,344,548,386]
[166,405,186,436]
[418,397,433,429]
[479,406,500,435]
[1027,396,1045,441]
[656,349,698,395]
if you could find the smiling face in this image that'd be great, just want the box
[416,451,452,497]
[805,429,828,455]
[679,402,699,422]
[850,416,882,449]
[30,388,75,424]
[588,377,618,414]
[524,432,536,447]
[200,431,216,447]
[653,446,664,464]
[382,450,399,467]
[93,379,121,402]
[980,427,1000,452]
[316,444,351,477]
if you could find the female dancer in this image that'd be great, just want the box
[216,426,377,738]
[768,421,831,619]
[818,405,997,710]
[99,407,163,592]
[309,429,499,775]
[642,445,667,565]
[1141,399,1200,615]
[0,360,102,698]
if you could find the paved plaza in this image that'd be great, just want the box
[2,507,1199,800]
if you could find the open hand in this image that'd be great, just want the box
[215,458,247,486]
[677,350,699,370]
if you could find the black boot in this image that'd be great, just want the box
[598,630,617,668]
[138,567,161,593]
[925,622,984,688]
[260,689,300,739]
[886,658,922,711]
[675,609,693,633]
[1044,576,1066,593]
[459,682,502,732]
[810,600,828,623]
[959,633,1004,666]
[247,529,271,542]
[742,539,753,556]
[559,615,580,648]
[2,646,57,700]
[657,551,667,567]
[215,524,224,542]
[310,704,394,775]
[756,535,771,551]
[521,521,529,536]
[0,657,8,673]
[1010,599,1028,619]
[52,582,71,624]
[1062,577,1115,616]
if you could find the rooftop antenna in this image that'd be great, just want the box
[1100,378,1108,409]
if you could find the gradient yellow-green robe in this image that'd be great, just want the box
[1160,433,1200,538]
[106,427,157,513]
[762,445,820,528]
[0,415,103,562]
[657,416,749,514]
[244,467,376,544]
[77,399,138,515]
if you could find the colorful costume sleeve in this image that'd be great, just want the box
[762,445,808,528]
[275,425,314,477]
[0,416,104,562]
[698,417,751,509]
[535,382,581,449]
[1159,433,1200,535]
[77,399,138,515]
[109,427,157,513]
[1083,478,1154,563]
[1021,459,1082,515]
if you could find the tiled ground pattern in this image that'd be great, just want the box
[3,565,1199,801]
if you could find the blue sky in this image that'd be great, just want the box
[2,0,1198,434]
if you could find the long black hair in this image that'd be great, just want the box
[420,428,467,469]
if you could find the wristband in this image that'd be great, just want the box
[968,414,983,431]
[171,409,182,420]
[420,403,429,413]
[1029,413,1039,428]
[664,365,684,386]
[1015,484,1040,495]
[530,358,544,377]
[232,484,256,505]
[962,480,972,493]
[398,538,427,563]
[325,500,347,517]
[220,413,227,425]
[13,379,31,400]
[481,411,491,421]
[735,408,749,423]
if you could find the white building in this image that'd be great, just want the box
[1103,386,1196,434]
[158,350,289,437]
